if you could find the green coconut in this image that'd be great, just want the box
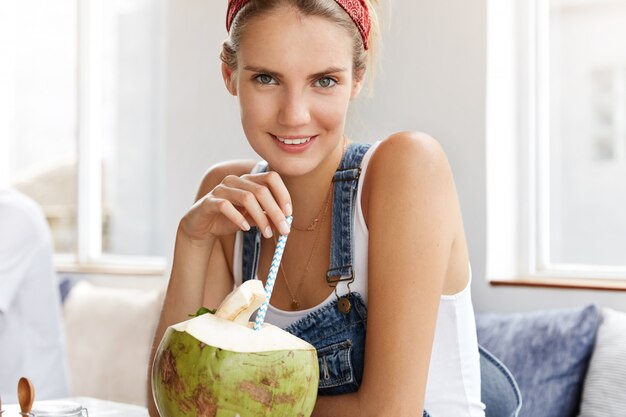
[152,280,319,417]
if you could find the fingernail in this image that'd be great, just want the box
[264,226,273,238]
[285,203,292,216]
[279,219,290,235]
[241,220,251,231]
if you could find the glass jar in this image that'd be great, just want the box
[23,401,88,417]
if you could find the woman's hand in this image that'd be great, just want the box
[179,170,292,244]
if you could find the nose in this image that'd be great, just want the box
[277,89,311,127]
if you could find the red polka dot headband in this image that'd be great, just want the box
[226,0,372,50]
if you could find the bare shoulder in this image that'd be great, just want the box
[195,159,258,202]
[368,131,451,182]
[364,130,469,295]
[362,131,455,220]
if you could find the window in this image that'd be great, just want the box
[487,0,626,287]
[1,0,166,274]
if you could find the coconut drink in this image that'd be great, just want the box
[152,223,319,417]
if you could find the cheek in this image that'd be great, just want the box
[311,94,351,128]
[238,90,273,126]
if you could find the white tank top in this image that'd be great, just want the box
[233,141,485,416]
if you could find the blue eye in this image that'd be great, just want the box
[316,77,337,88]
[254,74,276,85]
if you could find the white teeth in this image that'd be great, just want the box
[276,136,312,145]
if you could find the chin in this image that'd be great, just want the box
[267,159,316,177]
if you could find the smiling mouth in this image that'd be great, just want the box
[272,135,315,145]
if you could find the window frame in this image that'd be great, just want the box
[486,0,626,289]
[0,1,16,190]
[3,0,166,275]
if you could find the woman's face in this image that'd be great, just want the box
[222,6,363,177]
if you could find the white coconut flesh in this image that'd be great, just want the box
[172,280,315,353]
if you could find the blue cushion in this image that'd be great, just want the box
[58,275,79,303]
[476,305,599,417]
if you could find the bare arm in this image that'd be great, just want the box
[147,167,232,417]
[311,132,462,416]
[147,161,292,416]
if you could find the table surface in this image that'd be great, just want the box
[1,396,149,417]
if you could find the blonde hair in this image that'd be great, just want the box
[220,0,381,95]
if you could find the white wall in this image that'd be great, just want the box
[164,0,626,313]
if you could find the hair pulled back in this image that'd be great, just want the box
[220,0,381,88]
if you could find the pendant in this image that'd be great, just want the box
[291,300,301,310]
[337,296,351,315]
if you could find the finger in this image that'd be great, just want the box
[212,183,276,238]
[204,196,251,232]
[223,175,291,236]
[259,170,293,218]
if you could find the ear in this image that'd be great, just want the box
[350,69,365,100]
[222,62,238,96]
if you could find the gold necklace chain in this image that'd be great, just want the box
[273,185,332,309]
[291,181,333,231]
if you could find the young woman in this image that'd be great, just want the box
[149,1,485,416]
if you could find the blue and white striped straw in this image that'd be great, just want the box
[254,215,293,331]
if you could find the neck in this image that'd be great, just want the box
[280,137,349,229]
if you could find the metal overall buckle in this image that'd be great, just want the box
[326,266,355,315]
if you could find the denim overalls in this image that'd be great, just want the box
[241,143,431,417]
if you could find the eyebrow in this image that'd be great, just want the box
[243,65,348,80]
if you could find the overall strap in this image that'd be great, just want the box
[327,143,371,286]
[241,227,262,283]
[241,161,268,283]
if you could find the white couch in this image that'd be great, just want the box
[62,280,165,406]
